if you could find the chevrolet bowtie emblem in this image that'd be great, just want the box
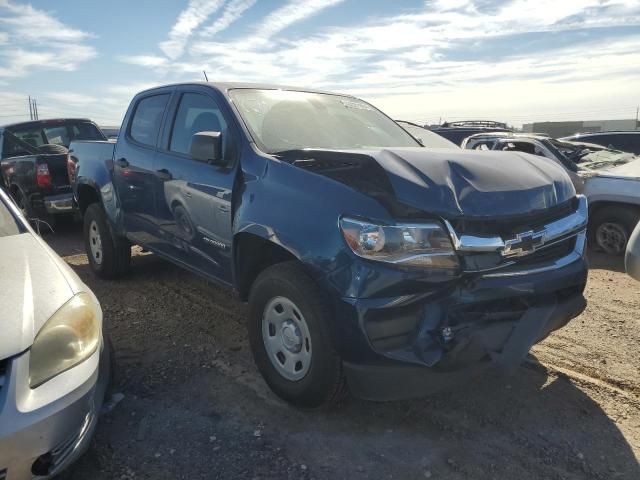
[502,230,547,257]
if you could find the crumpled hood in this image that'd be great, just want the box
[294,147,575,218]
[0,232,77,359]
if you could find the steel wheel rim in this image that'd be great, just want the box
[262,296,312,381]
[89,220,103,265]
[596,222,627,255]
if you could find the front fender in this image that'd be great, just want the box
[233,153,393,293]
[584,176,640,207]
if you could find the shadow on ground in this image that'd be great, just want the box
[45,225,638,479]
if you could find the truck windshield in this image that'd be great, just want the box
[7,121,105,148]
[229,89,420,154]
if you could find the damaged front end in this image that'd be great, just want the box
[339,196,588,400]
[283,148,588,400]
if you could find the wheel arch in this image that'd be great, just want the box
[234,231,300,301]
[76,182,101,215]
[589,200,640,222]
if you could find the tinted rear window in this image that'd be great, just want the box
[130,94,170,147]
[7,121,104,148]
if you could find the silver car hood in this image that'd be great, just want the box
[600,158,640,179]
[0,232,82,359]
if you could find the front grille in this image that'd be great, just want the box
[451,198,577,238]
[514,236,576,267]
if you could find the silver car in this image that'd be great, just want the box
[0,188,110,479]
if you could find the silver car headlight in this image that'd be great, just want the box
[340,217,459,269]
[29,292,101,388]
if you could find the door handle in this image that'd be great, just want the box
[116,158,129,168]
[156,168,172,180]
[218,205,230,213]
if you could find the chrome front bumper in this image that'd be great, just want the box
[43,193,76,214]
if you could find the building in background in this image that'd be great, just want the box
[522,119,639,138]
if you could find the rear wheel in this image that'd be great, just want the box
[83,203,131,278]
[248,262,346,408]
[589,207,639,256]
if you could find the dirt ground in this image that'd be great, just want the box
[46,222,640,480]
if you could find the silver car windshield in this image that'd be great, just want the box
[229,89,420,154]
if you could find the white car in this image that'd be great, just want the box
[463,132,640,255]
[0,187,110,479]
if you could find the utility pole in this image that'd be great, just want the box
[636,105,639,130]
[28,95,33,120]
[33,99,38,120]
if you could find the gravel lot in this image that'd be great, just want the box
[46,222,640,480]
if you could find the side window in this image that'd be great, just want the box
[169,93,228,156]
[130,94,170,147]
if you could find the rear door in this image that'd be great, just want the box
[152,87,238,283]
[113,90,172,244]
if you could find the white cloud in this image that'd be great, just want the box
[20,0,635,127]
[160,0,225,59]
[119,55,169,68]
[0,2,93,42]
[254,0,345,42]
[0,1,96,79]
[200,0,257,37]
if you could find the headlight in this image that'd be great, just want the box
[340,217,459,269]
[29,292,101,388]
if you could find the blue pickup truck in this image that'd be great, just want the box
[72,82,588,407]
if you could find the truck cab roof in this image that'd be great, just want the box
[136,81,352,98]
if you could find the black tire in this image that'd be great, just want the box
[83,203,131,278]
[248,261,346,408]
[588,207,639,256]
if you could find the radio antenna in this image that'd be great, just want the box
[203,70,209,82]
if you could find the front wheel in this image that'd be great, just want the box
[248,262,346,408]
[83,203,131,278]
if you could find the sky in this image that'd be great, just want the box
[0,0,639,127]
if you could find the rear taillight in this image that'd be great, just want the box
[66,154,76,184]
[36,163,52,189]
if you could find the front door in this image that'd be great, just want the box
[153,90,236,283]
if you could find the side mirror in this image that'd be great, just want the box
[190,131,223,165]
